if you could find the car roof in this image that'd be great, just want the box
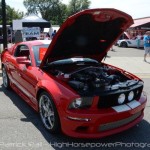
[18,40,51,46]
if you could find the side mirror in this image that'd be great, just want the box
[16,56,31,65]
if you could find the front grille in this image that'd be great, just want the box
[99,111,141,132]
[98,86,143,108]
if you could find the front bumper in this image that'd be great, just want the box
[60,92,147,138]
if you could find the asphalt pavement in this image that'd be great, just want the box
[105,46,150,78]
[0,46,150,150]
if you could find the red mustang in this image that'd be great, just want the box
[1,9,147,138]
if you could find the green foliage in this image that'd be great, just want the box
[23,0,90,25]
[0,0,90,26]
[0,3,24,24]
[23,0,67,25]
[67,0,91,16]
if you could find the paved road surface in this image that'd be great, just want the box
[105,46,150,78]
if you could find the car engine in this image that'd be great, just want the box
[52,65,141,95]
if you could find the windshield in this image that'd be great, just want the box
[32,44,49,66]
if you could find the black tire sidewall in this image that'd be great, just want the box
[121,42,127,47]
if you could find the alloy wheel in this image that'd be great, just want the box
[2,67,10,89]
[39,94,55,130]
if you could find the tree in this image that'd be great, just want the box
[23,0,67,25]
[67,0,91,16]
[6,5,24,24]
[23,0,91,25]
[0,3,24,24]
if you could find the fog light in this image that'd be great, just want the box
[118,93,125,104]
[128,91,134,101]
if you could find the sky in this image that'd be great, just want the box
[6,0,150,19]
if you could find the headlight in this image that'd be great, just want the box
[128,91,134,101]
[117,40,121,44]
[118,93,125,104]
[69,97,93,109]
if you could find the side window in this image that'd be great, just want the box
[14,45,30,60]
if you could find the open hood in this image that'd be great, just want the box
[40,8,133,68]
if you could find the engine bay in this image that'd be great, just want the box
[46,60,143,96]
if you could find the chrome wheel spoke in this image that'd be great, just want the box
[48,110,54,117]
[43,104,48,112]
[48,116,54,128]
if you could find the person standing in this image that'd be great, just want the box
[14,30,23,43]
[143,31,150,62]
[44,32,50,40]
[51,30,56,39]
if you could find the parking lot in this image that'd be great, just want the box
[0,46,150,150]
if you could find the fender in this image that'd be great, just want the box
[36,79,79,109]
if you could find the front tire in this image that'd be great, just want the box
[2,66,10,89]
[120,42,128,47]
[38,92,61,133]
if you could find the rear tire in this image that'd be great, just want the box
[38,91,61,133]
[2,66,10,89]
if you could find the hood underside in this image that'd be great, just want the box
[40,9,133,68]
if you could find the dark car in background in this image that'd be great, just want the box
[0,35,3,43]
[0,34,13,44]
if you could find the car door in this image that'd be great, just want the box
[8,45,27,88]
[12,45,38,104]
[130,38,137,47]
[18,65,39,105]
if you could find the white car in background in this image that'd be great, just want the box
[117,36,144,48]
